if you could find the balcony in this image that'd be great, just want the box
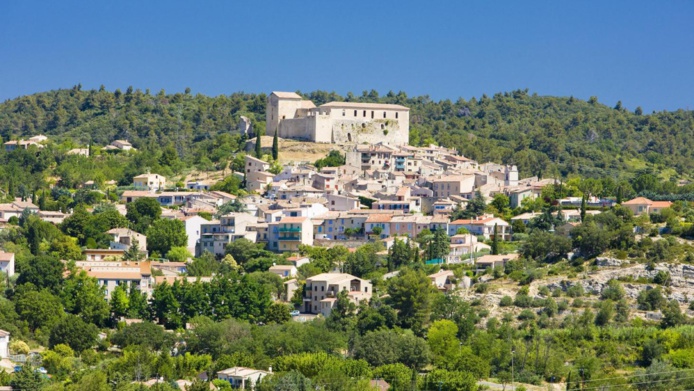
[279,235,302,241]
[278,227,302,232]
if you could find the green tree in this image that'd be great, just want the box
[147,219,187,257]
[16,290,65,331]
[49,314,99,352]
[314,150,346,169]
[61,270,110,326]
[123,238,145,261]
[166,246,192,262]
[10,365,46,391]
[255,136,262,158]
[111,321,173,351]
[661,300,685,329]
[265,302,292,324]
[110,284,130,321]
[491,223,499,255]
[388,238,412,270]
[387,268,436,334]
[16,254,64,293]
[326,290,357,332]
[427,319,459,365]
[272,129,279,161]
[580,194,587,222]
[430,228,450,261]
[126,197,162,232]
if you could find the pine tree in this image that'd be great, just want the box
[255,135,262,158]
[491,223,499,255]
[272,129,279,161]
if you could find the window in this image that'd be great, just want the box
[342,110,345,116]
[321,286,325,291]
[395,112,399,119]
[363,110,366,117]
[371,111,374,119]
[314,286,318,291]
[383,111,387,118]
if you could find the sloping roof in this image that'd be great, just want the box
[320,101,409,111]
[651,201,673,208]
[366,214,394,223]
[306,273,363,284]
[0,252,14,261]
[623,197,652,205]
[271,91,303,99]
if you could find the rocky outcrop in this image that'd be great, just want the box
[596,257,624,267]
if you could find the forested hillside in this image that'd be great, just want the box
[1,86,693,181]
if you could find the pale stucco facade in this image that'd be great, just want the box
[266,92,409,146]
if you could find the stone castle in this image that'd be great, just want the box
[266,91,410,145]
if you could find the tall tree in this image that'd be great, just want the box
[430,228,450,261]
[491,223,499,255]
[272,129,279,161]
[147,219,187,257]
[123,238,145,261]
[255,135,262,158]
[580,195,587,222]
[387,269,437,335]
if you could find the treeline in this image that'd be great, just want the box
[1,86,693,187]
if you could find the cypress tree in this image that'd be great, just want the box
[616,185,623,204]
[255,135,262,158]
[491,223,499,255]
[580,195,587,222]
[272,129,279,161]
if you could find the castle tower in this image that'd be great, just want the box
[266,92,304,137]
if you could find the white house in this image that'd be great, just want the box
[133,173,166,190]
[217,367,270,390]
[268,265,298,278]
[0,252,15,277]
[181,215,208,255]
[0,329,9,359]
[449,215,511,240]
[107,228,148,254]
[111,140,133,150]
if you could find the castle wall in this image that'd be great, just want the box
[269,92,410,146]
[279,118,313,141]
[323,108,409,146]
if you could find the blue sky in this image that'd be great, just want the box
[1,1,693,112]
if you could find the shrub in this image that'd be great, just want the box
[10,340,30,355]
[567,284,585,298]
[518,309,536,321]
[475,283,489,294]
[514,295,533,308]
[499,296,513,307]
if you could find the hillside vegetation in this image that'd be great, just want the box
[0,86,693,193]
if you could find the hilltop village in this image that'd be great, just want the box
[1,89,694,391]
